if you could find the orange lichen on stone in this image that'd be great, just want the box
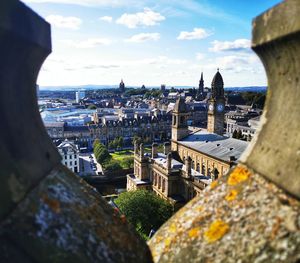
[197,206,204,212]
[204,220,229,243]
[227,166,252,186]
[188,227,201,238]
[210,181,218,190]
[42,195,61,213]
[225,189,238,201]
[270,217,282,240]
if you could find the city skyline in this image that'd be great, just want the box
[22,0,281,87]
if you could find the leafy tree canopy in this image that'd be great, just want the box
[115,190,173,240]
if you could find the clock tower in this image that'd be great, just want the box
[172,97,189,142]
[207,69,225,135]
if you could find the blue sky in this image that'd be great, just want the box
[22,0,281,87]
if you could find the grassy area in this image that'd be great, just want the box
[145,144,164,154]
[111,150,133,160]
[110,150,134,169]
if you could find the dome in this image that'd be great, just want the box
[211,69,224,98]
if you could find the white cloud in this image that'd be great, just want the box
[136,56,187,66]
[99,16,113,23]
[46,15,82,30]
[205,54,262,73]
[63,38,112,48]
[209,39,251,52]
[125,33,160,43]
[116,8,165,28]
[177,27,212,40]
[196,53,205,60]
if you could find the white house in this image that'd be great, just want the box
[57,139,80,173]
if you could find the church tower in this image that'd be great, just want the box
[207,69,225,135]
[172,97,189,141]
[199,72,204,94]
[119,79,125,93]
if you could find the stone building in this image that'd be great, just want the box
[127,70,248,208]
[57,139,80,173]
[89,114,172,146]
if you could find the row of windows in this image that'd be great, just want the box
[64,161,77,166]
[64,154,77,160]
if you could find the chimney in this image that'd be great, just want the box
[229,155,236,162]
[164,142,171,155]
[152,143,158,158]
[167,152,172,172]
[140,143,144,159]
[185,156,192,178]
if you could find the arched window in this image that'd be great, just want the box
[207,168,211,177]
[213,168,219,180]
[196,163,200,172]
[202,163,206,176]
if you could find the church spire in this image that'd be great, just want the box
[199,72,204,94]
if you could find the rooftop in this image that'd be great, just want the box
[179,130,248,162]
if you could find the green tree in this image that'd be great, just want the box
[93,139,101,149]
[115,190,173,240]
[94,143,111,164]
[237,130,243,139]
[121,157,134,169]
[108,141,115,150]
[117,136,124,149]
[88,104,97,110]
[132,135,142,146]
[103,159,122,171]
[232,130,238,138]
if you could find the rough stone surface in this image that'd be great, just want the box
[0,0,61,220]
[1,165,152,263]
[241,0,300,198]
[149,165,300,263]
[0,1,152,262]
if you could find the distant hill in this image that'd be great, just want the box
[40,85,267,93]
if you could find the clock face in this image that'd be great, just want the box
[208,104,214,111]
[217,104,224,112]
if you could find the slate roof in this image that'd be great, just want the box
[178,130,248,162]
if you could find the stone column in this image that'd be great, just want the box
[185,156,192,178]
[163,142,171,155]
[152,143,158,158]
[140,143,144,159]
[167,152,172,172]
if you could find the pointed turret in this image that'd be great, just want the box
[199,72,204,94]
